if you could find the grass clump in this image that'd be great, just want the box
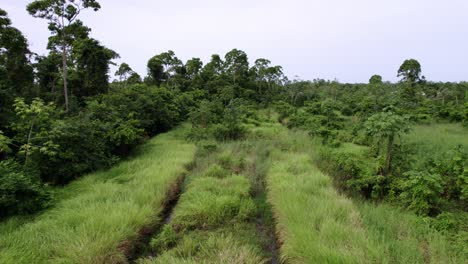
[150,225,180,252]
[0,127,196,263]
[140,229,266,264]
[204,164,230,178]
[171,175,256,230]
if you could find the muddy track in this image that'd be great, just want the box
[118,173,186,263]
[249,151,282,264]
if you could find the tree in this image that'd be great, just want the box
[115,63,133,82]
[35,52,62,99]
[11,98,59,166]
[147,50,182,87]
[224,49,249,85]
[27,0,101,112]
[0,9,34,127]
[251,58,283,104]
[398,59,424,84]
[127,72,142,85]
[369,74,383,111]
[397,59,425,104]
[364,108,410,175]
[71,38,119,98]
[185,58,203,78]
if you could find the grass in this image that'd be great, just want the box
[2,115,465,263]
[267,148,377,263]
[0,126,196,263]
[265,125,465,263]
[405,123,468,160]
[136,141,272,263]
[140,226,266,264]
[170,175,256,230]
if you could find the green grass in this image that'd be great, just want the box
[405,123,468,157]
[137,142,270,263]
[267,148,377,263]
[140,225,266,264]
[0,126,196,264]
[170,175,256,230]
[265,127,465,263]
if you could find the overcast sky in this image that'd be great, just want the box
[3,0,468,83]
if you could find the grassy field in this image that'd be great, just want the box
[405,123,468,157]
[135,140,276,263]
[0,118,465,263]
[0,126,195,263]
[265,125,465,263]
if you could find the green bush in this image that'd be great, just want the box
[0,159,51,217]
[212,123,246,141]
[399,171,443,215]
[318,147,384,199]
[426,145,468,202]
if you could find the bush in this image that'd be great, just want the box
[0,160,51,217]
[426,145,468,202]
[38,117,118,184]
[399,171,443,215]
[318,147,384,199]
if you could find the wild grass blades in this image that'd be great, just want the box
[136,140,274,263]
[0,126,196,264]
[265,127,466,263]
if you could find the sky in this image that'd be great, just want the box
[2,0,468,83]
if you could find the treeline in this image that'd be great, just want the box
[0,2,284,218]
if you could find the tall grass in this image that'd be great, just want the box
[137,142,269,263]
[266,127,465,263]
[0,126,195,263]
[405,123,468,157]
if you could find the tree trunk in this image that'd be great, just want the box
[385,133,394,175]
[25,118,35,166]
[62,43,69,112]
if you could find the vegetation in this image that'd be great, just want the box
[0,1,467,263]
[0,127,195,263]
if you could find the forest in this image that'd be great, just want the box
[0,1,467,263]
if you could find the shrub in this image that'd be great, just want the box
[212,123,246,141]
[318,147,384,199]
[399,171,443,215]
[426,145,468,202]
[0,159,51,217]
[38,117,118,184]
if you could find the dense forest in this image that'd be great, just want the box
[0,1,467,263]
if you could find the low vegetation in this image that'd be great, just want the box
[0,127,195,263]
[0,1,467,263]
[265,125,465,263]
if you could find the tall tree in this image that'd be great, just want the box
[115,63,133,82]
[0,9,34,128]
[147,50,182,87]
[224,49,249,86]
[369,74,383,111]
[71,38,119,98]
[27,0,101,112]
[251,58,283,103]
[397,59,425,104]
